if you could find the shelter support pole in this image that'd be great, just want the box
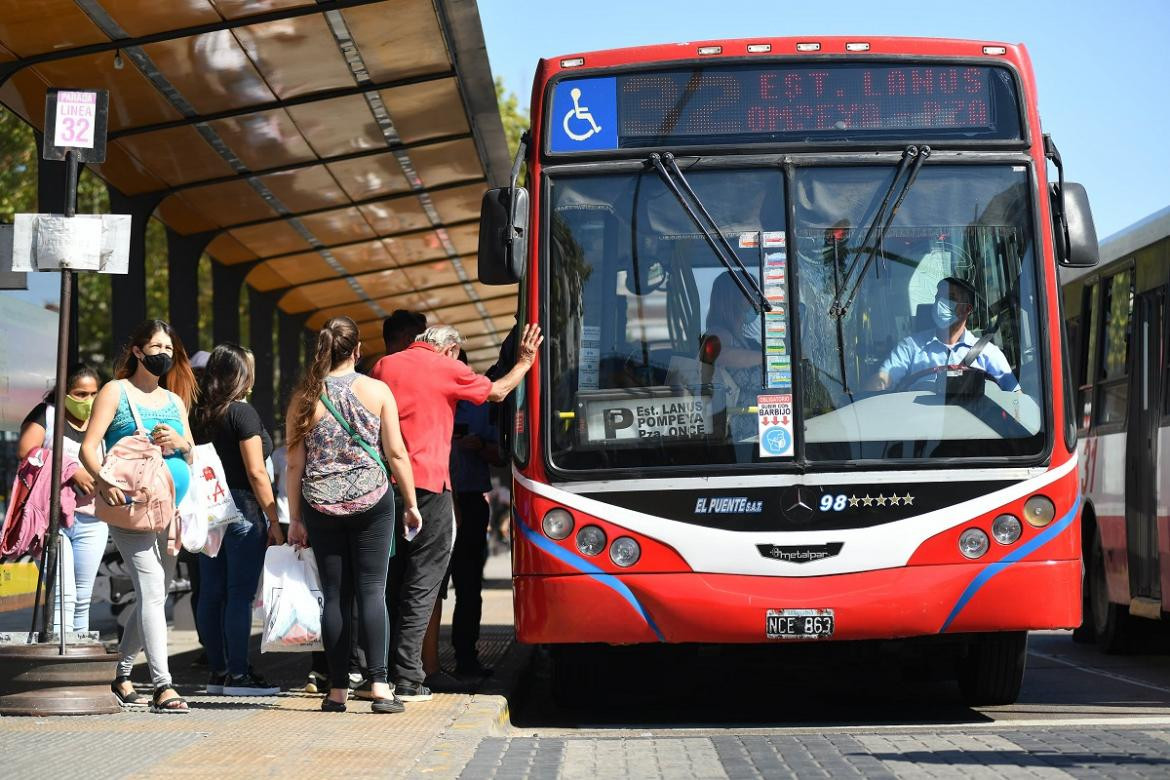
[211,262,252,345]
[278,311,308,424]
[303,329,317,369]
[106,187,165,356]
[248,288,277,432]
[165,229,217,353]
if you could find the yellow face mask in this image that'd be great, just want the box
[64,394,94,422]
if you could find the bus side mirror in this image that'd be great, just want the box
[478,187,529,285]
[1052,182,1098,268]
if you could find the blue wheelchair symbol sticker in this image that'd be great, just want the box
[549,77,617,152]
[761,426,792,457]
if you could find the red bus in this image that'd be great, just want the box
[1064,207,1170,652]
[478,36,1099,704]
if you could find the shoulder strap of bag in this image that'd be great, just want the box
[42,404,54,448]
[120,380,149,433]
[319,390,388,475]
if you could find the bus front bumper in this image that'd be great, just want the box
[513,560,1081,644]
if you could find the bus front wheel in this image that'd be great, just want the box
[957,631,1027,706]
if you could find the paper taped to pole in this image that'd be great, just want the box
[4,214,131,273]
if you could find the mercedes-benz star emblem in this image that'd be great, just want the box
[782,486,815,523]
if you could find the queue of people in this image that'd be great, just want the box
[4,309,537,715]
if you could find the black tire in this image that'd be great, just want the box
[549,646,604,709]
[1089,531,1132,653]
[957,631,1028,706]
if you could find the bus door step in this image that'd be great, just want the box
[1128,597,1163,620]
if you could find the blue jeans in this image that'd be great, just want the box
[53,512,109,633]
[196,489,268,676]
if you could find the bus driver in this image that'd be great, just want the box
[866,277,1020,393]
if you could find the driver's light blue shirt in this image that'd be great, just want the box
[880,329,1020,391]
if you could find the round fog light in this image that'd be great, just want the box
[958,528,990,559]
[576,525,606,556]
[1023,495,1056,527]
[991,514,1022,545]
[542,508,574,540]
[609,536,641,567]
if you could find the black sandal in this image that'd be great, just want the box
[321,697,346,713]
[111,676,147,707]
[150,686,189,714]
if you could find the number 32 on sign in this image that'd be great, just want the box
[54,91,97,149]
[757,394,794,458]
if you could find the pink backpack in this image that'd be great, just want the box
[94,382,176,534]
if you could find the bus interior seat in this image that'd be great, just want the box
[915,303,933,333]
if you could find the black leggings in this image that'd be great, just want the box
[303,490,394,688]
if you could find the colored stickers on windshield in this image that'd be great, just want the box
[549,78,618,152]
[757,394,795,458]
[761,233,790,388]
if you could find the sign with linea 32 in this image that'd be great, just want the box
[43,88,109,163]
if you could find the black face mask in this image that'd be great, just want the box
[139,352,173,377]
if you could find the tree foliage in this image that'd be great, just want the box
[495,76,529,162]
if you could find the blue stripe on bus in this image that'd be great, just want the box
[516,518,666,642]
[939,494,1082,634]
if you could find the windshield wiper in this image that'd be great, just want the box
[649,152,772,314]
[829,145,930,319]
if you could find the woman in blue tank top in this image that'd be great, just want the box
[102,383,191,503]
[81,319,199,714]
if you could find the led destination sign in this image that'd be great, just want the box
[547,64,1021,152]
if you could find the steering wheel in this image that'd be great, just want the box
[892,363,993,393]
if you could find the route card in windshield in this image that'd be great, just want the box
[578,388,718,445]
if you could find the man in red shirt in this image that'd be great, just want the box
[369,322,541,700]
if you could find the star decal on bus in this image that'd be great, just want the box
[861,494,874,506]
[848,495,860,507]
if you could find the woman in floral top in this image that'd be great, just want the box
[285,316,421,714]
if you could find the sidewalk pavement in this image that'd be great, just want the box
[0,551,528,779]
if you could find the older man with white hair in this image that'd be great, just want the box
[369,321,541,701]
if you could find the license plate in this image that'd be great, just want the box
[766,608,834,639]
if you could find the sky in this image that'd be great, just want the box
[480,0,1170,243]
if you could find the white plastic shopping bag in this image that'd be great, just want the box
[190,444,244,529]
[260,544,324,653]
[177,486,209,554]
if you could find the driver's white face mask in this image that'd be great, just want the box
[933,298,961,329]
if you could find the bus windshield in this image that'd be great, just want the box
[546,163,1045,472]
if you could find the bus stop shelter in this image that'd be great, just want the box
[0,0,513,427]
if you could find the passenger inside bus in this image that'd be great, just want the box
[866,276,1020,393]
[701,270,764,439]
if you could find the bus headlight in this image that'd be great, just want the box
[1023,495,1056,527]
[576,525,606,556]
[991,514,1022,545]
[958,528,990,559]
[609,537,641,567]
[542,508,574,540]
